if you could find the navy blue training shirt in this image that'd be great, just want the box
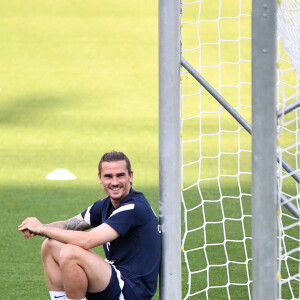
[81,188,161,299]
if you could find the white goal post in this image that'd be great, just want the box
[159,1,182,299]
[159,0,300,299]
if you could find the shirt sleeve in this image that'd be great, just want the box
[81,200,103,227]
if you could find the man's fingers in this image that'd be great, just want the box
[20,230,27,237]
[18,223,28,231]
[18,217,41,234]
[21,229,32,239]
[31,232,37,238]
[18,218,30,229]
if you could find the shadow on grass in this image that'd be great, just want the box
[0,95,63,127]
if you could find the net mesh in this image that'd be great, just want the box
[277,0,300,80]
[277,1,300,298]
[180,0,300,299]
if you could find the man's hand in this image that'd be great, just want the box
[18,217,43,239]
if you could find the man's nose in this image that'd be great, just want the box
[111,176,119,185]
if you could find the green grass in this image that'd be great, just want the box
[0,1,159,299]
[1,1,299,299]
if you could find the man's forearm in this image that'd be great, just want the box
[19,216,116,249]
[40,222,119,250]
[46,220,66,229]
[47,216,92,231]
[40,225,90,249]
[65,217,92,231]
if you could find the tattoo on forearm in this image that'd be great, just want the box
[65,217,91,231]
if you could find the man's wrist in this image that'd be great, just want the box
[38,224,46,236]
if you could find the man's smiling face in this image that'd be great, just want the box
[99,160,133,208]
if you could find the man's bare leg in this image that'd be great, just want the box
[41,239,112,299]
[59,244,112,299]
[41,238,65,291]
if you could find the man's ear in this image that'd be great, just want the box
[98,173,103,184]
[129,171,134,183]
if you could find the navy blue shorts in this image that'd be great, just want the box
[86,265,138,300]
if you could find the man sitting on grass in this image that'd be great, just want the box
[18,150,162,300]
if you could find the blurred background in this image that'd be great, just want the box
[0,1,159,298]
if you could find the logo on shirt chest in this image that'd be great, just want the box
[106,241,110,252]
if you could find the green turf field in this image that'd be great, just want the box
[0,1,159,298]
[1,1,298,300]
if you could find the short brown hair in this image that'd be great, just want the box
[98,151,132,175]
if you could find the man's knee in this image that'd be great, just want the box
[59,244,80,267]
[41,238,63,262]
[41,238,53,259]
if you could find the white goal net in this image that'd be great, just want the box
[180,0,300,299]
[277,1,300,298]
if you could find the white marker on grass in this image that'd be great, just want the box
[46,169,77,180]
